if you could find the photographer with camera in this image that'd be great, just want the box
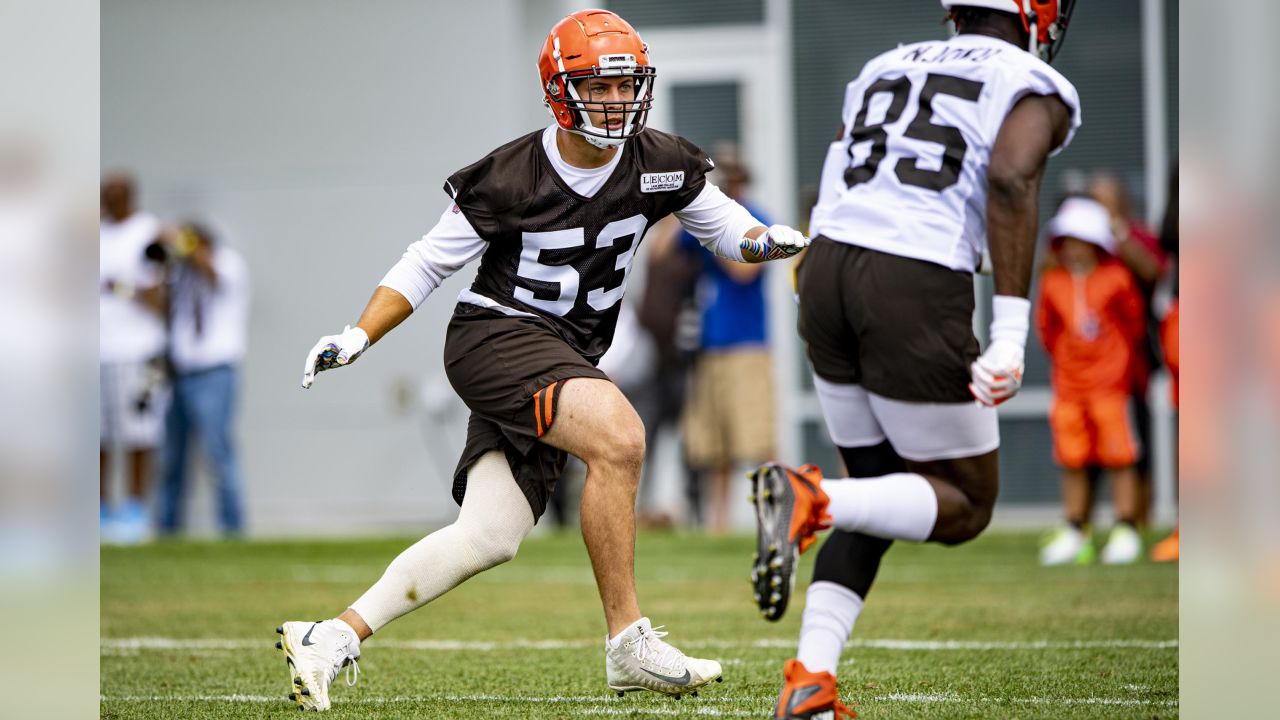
[156,222,251,537]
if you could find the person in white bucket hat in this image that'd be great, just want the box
[1036,197,1147,566]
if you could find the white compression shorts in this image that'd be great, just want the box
[812,375,999,462]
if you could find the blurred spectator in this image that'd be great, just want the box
[1090,173,1167,291]
[633,218,701,527]
[674,145,776,533]
[1089,173,1168,524]
[99,173,167,544]
[1036,198,1146,565]
[0,140,84,571]
[157,222,251,537]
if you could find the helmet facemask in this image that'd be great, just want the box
[942,1,1075,63]
[544,38,656,149]
[1023,0,1076,63]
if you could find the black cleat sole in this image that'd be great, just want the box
[750,464,800,621]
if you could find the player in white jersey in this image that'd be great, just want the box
[750,3,1079,718]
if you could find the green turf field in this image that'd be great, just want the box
[101,531,1177,719]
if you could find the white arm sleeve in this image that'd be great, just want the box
[672,182,764,263]
[378,203,489,309]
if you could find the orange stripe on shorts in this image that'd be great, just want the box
[533,388,545,437]
[543,381,559,434]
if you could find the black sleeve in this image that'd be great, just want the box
[443,132,541,240]
[669,134,715,210]
[445,162,501,239]
[634,130,716,215]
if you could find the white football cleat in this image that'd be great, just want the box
[1101,524,1142,565]
[276,620,360,711]
[605,618,723,698]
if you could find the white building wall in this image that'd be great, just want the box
[102,0,577,534]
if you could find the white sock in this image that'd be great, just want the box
[348,451,534,632]
[796,581,863,676]
[607,617,647,648]
[821,473,938,542]
[328,618,360,650]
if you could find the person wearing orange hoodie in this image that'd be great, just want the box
[1037,197,1146,565]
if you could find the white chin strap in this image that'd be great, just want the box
[566,83,644,148]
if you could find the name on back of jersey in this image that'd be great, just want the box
[901,44,1004,65]
[640,171,685,193]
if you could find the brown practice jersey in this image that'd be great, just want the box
[446,128,713,363]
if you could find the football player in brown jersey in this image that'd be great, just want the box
[277,8,809,711]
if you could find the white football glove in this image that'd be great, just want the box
[969,338,1024,407]
[301,324,370,389]
[763,224,810,259]
[968,296,1031,407]
[740,224,810,261]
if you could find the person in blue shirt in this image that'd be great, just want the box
[675,147,778,533]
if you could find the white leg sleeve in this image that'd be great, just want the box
[349,450,534,632]
[821,473,939,542]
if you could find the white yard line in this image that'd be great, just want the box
[880,692,1178,708]
[100,636,1179,653]
[845,638,1180,651]
[101,692,1178,709]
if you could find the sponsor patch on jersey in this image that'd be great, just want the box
[640,171,685,193]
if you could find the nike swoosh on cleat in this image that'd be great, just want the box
[301,623,318,646]
[642,667,692,686]
[784,685,821,714]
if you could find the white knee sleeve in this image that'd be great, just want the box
[349,450,534,632]
[452,450,535,567]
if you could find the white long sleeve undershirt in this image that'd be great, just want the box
[379,180,763,310]
[673,182,760,263]
[378,204,488,309]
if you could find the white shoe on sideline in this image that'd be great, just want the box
[1040,525,1092,566]
[605,618,722,697]
[1101,524,1142,565]
[276,619,360,710]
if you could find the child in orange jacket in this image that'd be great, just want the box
[1036,198,1146,565]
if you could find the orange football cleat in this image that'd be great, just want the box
[1150,526,1179,562]
[773,659,856,719]
[750,463,832,621]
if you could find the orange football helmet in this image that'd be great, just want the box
[941,0,1076,63]
[538,9,655,148]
